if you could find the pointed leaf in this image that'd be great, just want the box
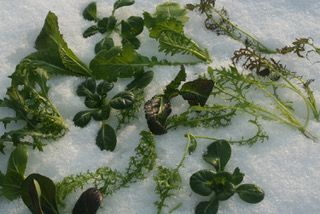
[28,179,43,214]
[195,199,219,214]
[83,25,99,38]
[83,2,98,21]
[164,65,186,99]
[113,0,135,11]
[236,184,265,203]
[72,188,103,214]
[96,124,117,151]
[203,140,231,172]
[97,81,114,97]
[95,37,114,54]
[190,169,215,196]
[73,110,93,128]
[77,79,96,97]
[110,91,135,109]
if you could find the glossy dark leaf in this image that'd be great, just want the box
[3,169,25,200]
[215,182,235,201]
[72,187,103,214]
[236,184,265,203]
[83,25,99,38]
[203,140,231,172]
[85,94,102,108]
[73,110,93,128]
[121,16,144,38]
[7,145,28,177]
[97,81,114,97]
[96,124,117,151]
[125,70,154,91]
[97,18,109,34]
[21,173,59,214]
[164,65,186,99]
[107,16,117,31]
[92,106,111,121]
[110,91,135,109]
[180,78,214,107]
[82,2,98,21]
[121,37,141,50]
[232,167,244,185]
[113,0,135,11]
[144,94,172,135]
[77,79,96,97]
[95,37,115,54]
[195,199,219,214]
[189,169,215,196]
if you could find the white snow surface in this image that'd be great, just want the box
[1,0,320,213]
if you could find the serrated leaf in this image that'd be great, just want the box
[236,184,265,203]
[121,16,144,38]
[73,110,93,128]
[96,124,117,151]
[189,169,215,196]
[83,2,98,21]
[92,106,111,121]
[203,140,231,172]
[180,78,214,107]
[110,91,135,109]
[125,70,154,91]
[72,188,103,214]
[95,37,114,54]
[77,79,96,97]
[97,81,114,97]
[113,0,135,11]
[83,25,99,38]
[195,199,219,214]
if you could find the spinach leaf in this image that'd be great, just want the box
[72,188,103,214]
[73,110,93,128]
[110,91,135,110]
[189,169,215,196]
[202,140,231,172]
[195,199,219,214]
[95,37,115,54]
[83,2,98,21]
[113,0,135,12]
[96,124,117,151]
[236,184,265,203]
[77,79,96,97]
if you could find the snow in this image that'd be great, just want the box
[1,0,320,213]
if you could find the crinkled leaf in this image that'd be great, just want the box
[72,187,103,214]
[125,70,154,91]
[211,171,234,200]
[180,78,214,107]
[110,91,135,109]
[189,169,215,196]
[7,145,29,177]
[21,173,59,214]
[96,124,117,151]
[73,110,93,128]
[97,81,114,97]
[83,25,99,38]
[232,167,244,185]
[236,184,265,203]
[113,0,135,11]
[203,140,231,172]
[77,79,96,97]
[83,2,98,21]
[164,65,186,99]
[92,106,111,121]
[3,169,24,200]
[95,37,114,54]
[121,16,144,38]
[144,94,172,135]
[85,94,102,108]
[195,199,219,214]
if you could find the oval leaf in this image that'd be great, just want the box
[83,25,99,38]
[110,91,135,109]
[97,81,114,96]
[73,110,93,128]
[215,182,235,201]
[7,145,28,177]
[232,167,244,185]
[236,184,265,203]
[195,199,219,214]
[125,70,154,91]
[113,0,135,11]
[95,37,115,54]
[92,106,111,121]
[190,169,215,196]
[96,124,117,151]
[72,187,103,214]
[121,16,144,38]
[77,79,96,97]
[3,169,25,200]
[203,140,231,172]
[82,2,98,21]
[85,94,102,108]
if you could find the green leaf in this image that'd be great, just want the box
[211,172,235,201]
[203,140,231,172]
[21,173,59,214]
[110,91,135,110]
[180,78,214,107]
[195,199,219,214]
[97,18,109,34]
[113,0,135,11]
[0,171,4,197]
[96,124,117,151]
[7,145,29,177]
[77,79,96,97]
[189,169,215,196]
[164,65,186,99]
[85,94,102,108]
[97,81,114,97]
[35,12,92,77]
[73,110,93,128]
[215,182,235,201]
[236,184,265,203]
[92,106,111,121]
[83,2,98,21]
[95,37,114,54]
[231,167,244,185]
[72,188,103,214]
[125,70,154,91]
[107,16,117,32]
[149,2,189,25]
[121,37,141,50]
[83,25,99,38]
[3,169,25,200]
[121,16,144,38]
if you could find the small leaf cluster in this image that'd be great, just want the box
[0,146,103,214]
[73,78,135,151]
[190,141,264,214]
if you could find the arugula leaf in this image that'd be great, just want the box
[83,2,98,21]
[96,124,117,151]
